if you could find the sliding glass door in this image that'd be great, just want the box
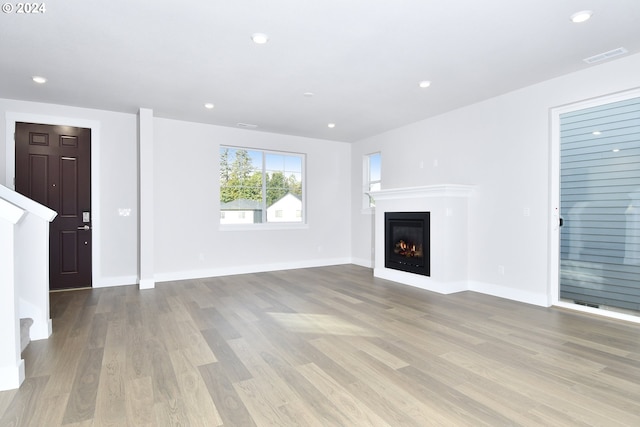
[559,95,640,312]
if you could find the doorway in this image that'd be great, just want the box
[14,122,92,290]
[551,90,640,318]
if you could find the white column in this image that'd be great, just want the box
[138,109,155,289]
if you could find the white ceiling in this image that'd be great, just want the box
[1,0,639,142]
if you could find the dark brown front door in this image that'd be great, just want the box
[15,122,92,290]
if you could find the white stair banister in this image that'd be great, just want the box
[0,197,26,390]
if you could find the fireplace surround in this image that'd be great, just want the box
[369,184,474,294]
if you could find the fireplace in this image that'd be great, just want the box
[385,212,430,276]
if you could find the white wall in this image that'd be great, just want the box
[351,52,640,306]
[153,118,352,281]
[0,99,139,286]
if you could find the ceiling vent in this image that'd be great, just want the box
[583,47,628,64]
[236,122,258,129]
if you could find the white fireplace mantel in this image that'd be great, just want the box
[369,184,474,201]
[369,184,474,294]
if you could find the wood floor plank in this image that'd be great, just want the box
[226,337,298,407]
[258,350,360,426]
[200,327,252,383]
[169,349,223,426]
[441,348,639,426]
[62,347,104,424]
[93,318,126,427]
[42,336,88,398]
[26,393,70,427]
[125,376,154,426]
[296,362,392,427]
[198,362,257,427]
[0,376,49,426]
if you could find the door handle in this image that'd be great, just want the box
[77,225,91,231]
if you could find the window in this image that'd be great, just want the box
[364,152,381,209]
[220,146,304,224]
[558,95,640,312]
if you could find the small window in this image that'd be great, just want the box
[220,146,305,224]
[364,152,381,209]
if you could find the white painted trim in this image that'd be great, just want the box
[468,280,549,307]
[5,113,102,287]
[549,88,640,316]
[369,184,475,201]
[374,268,468,294]
[554,301,640,325]
[350,257,373,268]
[93,275,138,288]
[219,223,309,232]
[0,186,55,222]
[0,359,24,391]
[138,279,156,290]
[0,197,24,224]
[154,258,353,283]
[29,319,52,341]
[138,108,155,290]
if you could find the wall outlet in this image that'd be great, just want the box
[498,265,505,275]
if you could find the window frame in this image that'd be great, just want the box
[219,145,307,229]
[363,152,381,211]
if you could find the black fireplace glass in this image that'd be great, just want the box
[385,212,430,276]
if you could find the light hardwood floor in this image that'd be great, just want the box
[2,265,640,426]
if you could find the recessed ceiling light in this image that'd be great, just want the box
[32,76,47,84]
[328,123,336,128]
[570,10,593,23]
[204,103,214,109]
[419,80,431,88]
[303,92,314,97]
[251,33,269,44]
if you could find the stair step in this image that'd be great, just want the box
[20,318,33,352]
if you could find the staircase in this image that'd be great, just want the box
[1,184,56,390]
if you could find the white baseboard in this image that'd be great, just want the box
[0,359,24,391]
[138,278,156,290]
[468,280,549,307]
[154,258,352,283]
[30,319,52,341]
[93,275,138,288]
[350,257,373,268]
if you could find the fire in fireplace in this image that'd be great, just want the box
[385,212,430,276]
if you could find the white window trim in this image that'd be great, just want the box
[219,145,306,227]
[362,152,381,213]
[549,87,640,324]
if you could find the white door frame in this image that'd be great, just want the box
[549,88,640,323]
[5,113,101,286]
